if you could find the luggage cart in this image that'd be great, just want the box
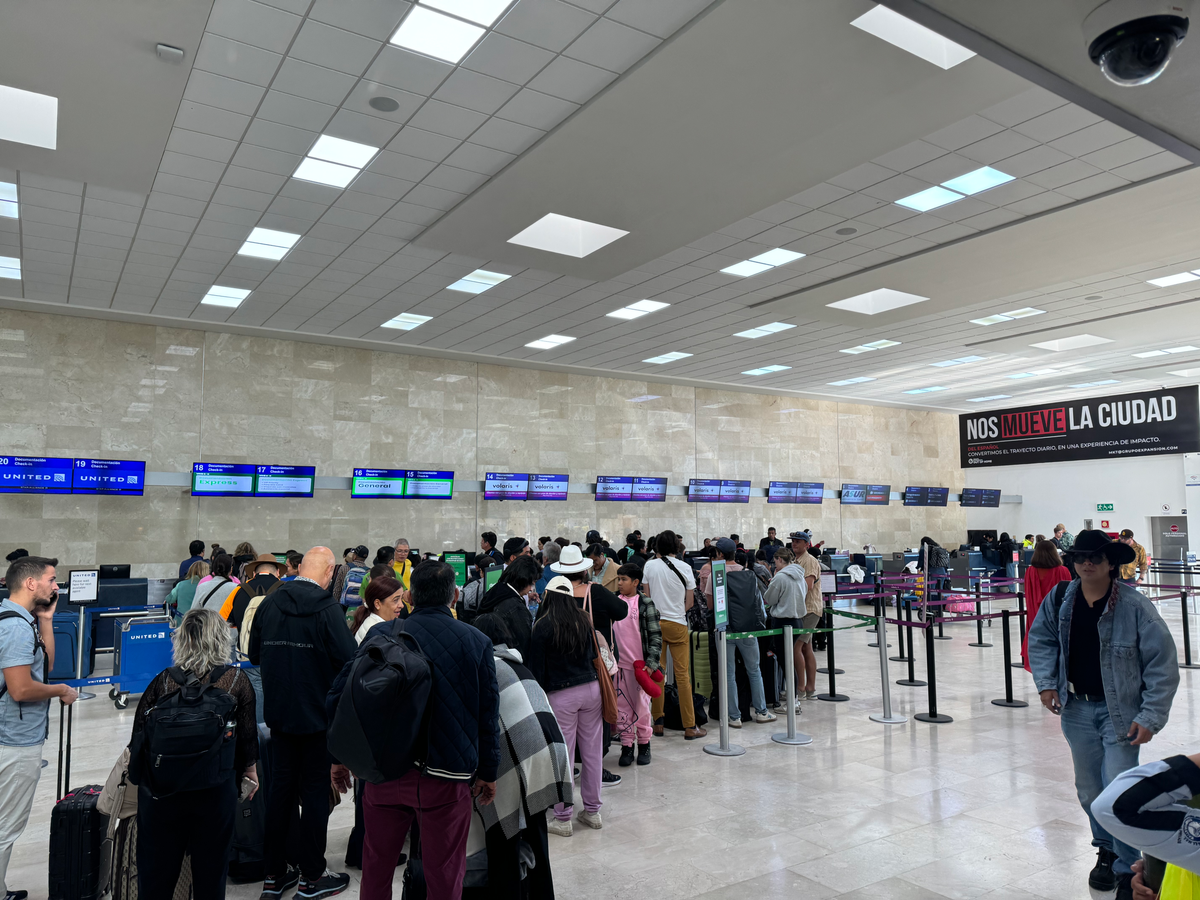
[109,615,174,709]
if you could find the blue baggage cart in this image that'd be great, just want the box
[109,615,174,709]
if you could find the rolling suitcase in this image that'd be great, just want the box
[48,784,107,900]
[228,723,271,882]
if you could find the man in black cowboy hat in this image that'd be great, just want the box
[1027,530,1179,900]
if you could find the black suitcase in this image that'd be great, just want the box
[48,784,107,900]
[228,724,271,882]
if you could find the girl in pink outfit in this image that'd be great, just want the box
[613,564,663,768]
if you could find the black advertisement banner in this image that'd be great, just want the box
[959,385,1200,468]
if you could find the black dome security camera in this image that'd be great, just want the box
[1084,0,1190,86]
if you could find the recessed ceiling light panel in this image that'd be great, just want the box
[448,269,511,293]
[525,334,576,350]
[201,286,251,308]
[1148,271,1200,287]
[895,185,962,212]
[0,84,58,150]
[721,260,773,277]
[293,157,360,188]
[0,255,21,279]
[309,135,378,168]
[644,351,692,364]
[721,248,804,277]
[941,166,1014,196]
[0,182,17,219]
[743,365,791,375]
[391,5,486,63]
[735,322,795,339]
[607,299,669,320]
[422,0,511,26]
[903,386,948,394]
[850,5,976,69]
[238,227,300,260]
[1030,334,1113,352]
[382,312,432,330]
[508,213,628,258]
[967,394,1012,402]
[828,288,928,316]
[828,376,875,386]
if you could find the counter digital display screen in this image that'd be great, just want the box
[0,456,73,494]
[596,476,668,502]
[529,474,569,501]
[352,468,406,499]
[192,462,255,497]
[767,481,824,504]
[485,473,528,501]
[404,470,454,499]
[72,458,146,496]
[841,483,891,506]
[688,479,750,502]
[254,465,315,498]
[903,486,949,507]
[632,477,667,502]
[961,488,1001,508]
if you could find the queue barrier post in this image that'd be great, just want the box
[74,606,96,701]
[970,597,992,649]
[819,596,844,675]
[890,589,909,662]
[868,591,881,649]
[704,629,746,757]
[913,617,953,724]
[870,611,908,725]
[991,610,1029,708]
[1012,591,1027,669]
[1181,590,1200,670]
[896,595,926,687]
[818,613,849,702]
[773,624,813,745]
[934,578,951,640]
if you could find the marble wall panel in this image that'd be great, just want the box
[0,309,965,575]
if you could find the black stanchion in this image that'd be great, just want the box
[934,577,951,640]
[992,610,1029,708]
[890,589,908,662]
[818,615,849,702]
[1012,591,1027,669]
[818,596,844,675]
[914,621,953,724]
[1181,590,1200,670]
[896,596,926,687]
[970,579,992,648]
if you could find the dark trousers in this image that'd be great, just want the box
[137,778,235,900]
[484,813,553,900]
[265,731,331,881]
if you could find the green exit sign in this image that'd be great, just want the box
[1097,503,1114,512]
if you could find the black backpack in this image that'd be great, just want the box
[327,628,432,784]
[129,666,240,797]
[725,569,767,634]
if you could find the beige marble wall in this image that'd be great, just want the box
[0,309,966,576]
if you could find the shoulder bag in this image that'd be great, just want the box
[582,586,618,724]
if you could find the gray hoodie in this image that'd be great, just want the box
[763,563,806,619]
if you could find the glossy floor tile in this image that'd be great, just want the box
[10,597,1200,899]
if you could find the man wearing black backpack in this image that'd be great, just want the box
[248,546,357,900]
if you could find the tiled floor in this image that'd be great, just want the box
[10,596,1200,899]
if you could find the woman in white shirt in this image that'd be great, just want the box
[351,575,405,644]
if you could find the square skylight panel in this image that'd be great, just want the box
[0,255,20,279]
[448,269,511,293]
[828,376,875,385]
[850,5,976,69]
[526,334,575,350]
[0,84,58,150]
[1030,334,1113,351]
[421,0,511,27]
[238,227,300,260]
[721,260,773,277]
[293,157,359,188]
[391,5,485,64]
[0,181,16,219]
[1148,271,1200,287]
[508,213,628,258]
[941,167,1014,196]
[750,248,804,267]
[382,312,432,330]
[828,288,928,316]
[743,365,791,375]
[644,351,692,364]
[201,286,251,308]
[735,322,795,338]
[309,135,378,168]
[607,299,670,320]
[896,185,962,212]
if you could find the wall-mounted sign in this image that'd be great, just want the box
[960,385,1200,467]
[1097,503,1114,512]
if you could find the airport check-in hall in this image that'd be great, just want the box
[5,0,1200,898]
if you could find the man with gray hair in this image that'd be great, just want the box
[391,539,413,589]
[536,542,561,595]
[1,555,78,900]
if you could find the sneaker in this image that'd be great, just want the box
[573,765,580,780]
[1088,848,1117,892]
[260,867,301,898]
[577,810,603,830]
[295,869,350,900]
[1115,872,1133,900]
[637,742,651,766]
[601,768,622,787]
[805,690,818,701]
[547,817,573,837]
[5,891,29,900]
[727,717,742,728]
[753,709,778,723]
[618,745,635,767]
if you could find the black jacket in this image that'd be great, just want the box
[478,583,533,659]
[248,578,357,735]
[526,621,598,694]
[532,583,628,648]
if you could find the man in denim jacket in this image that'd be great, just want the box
[1028,530,1179,900]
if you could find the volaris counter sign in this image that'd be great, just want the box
[960,386,1200,467]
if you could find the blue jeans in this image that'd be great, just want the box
[1060,699,1141,873]
[725,636,767,717]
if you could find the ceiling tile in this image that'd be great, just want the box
[605,0,711,38]
[924,114,1006,152]
[222,164,289,194]
[174,101,251,141]
[1054,171,1128,201]
[350,171,416,200]
[1024,158,1103,191]
[1047,120,1129,158]
[434,69,522,115]
[308,0,412,38]
[256,91,337,131]
[1080,136,1162,171]
[998,144,1072,178]
[274,58,358,106]
[496,0,597,52]
[206,0,303,54]
[496,88,579,129]
[342,81,424,122]
[153,172,217,203]
[326,108,405,147]
[564,17,660,71]
[385,126,460,162]
[1110,151,1188,182]
[528,56,617,103]
[462,32,556,85]
[1013,104,1103,144]
[364,45,455,96]
[468,116,544,154]
[442,141,516,175]
[871,140,946,173]
[424,164,488,193]
[243,118,319,155]
[406,100,489,139]
[289,20,383,75]
[979,86,1068,128]
[159,151,227,183]
[165,129,238,164]
[369,150,439,182]
[231,143,304,176]
[194,33,283,87]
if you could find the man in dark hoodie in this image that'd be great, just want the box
[248,546,357,900]
[478,554,537,658]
